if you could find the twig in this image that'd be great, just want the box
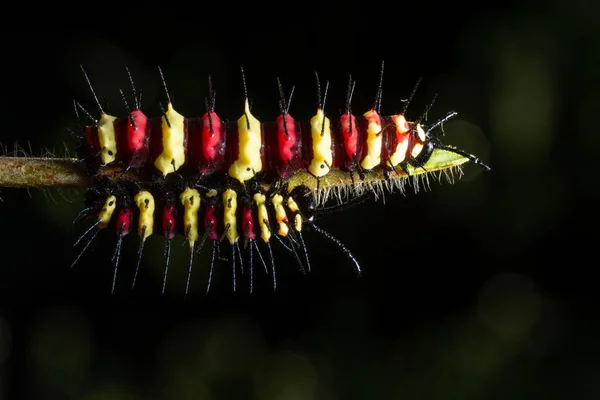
[0,150,469,190]
[0,157,88,188]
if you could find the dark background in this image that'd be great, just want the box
[0,1,598,398]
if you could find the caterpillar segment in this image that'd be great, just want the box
[222,188,242,291]
[394,91,441,175]
[117,68,151,171]
[338,64,384,179]
[340,76,361,175]
[154,102,187,177]
[360,109,383,171]
[195,78,226,176]
[78,102,150,172]
[283,190,311,273]
[360,61,385,173]
[240,195,270,294]
[160,192,177,294]
[110,197,132,294]
[286,196,304,233]
[275,78,301,180]
[153,67,187,177]
[269,192,305,273]
[77,68,149,172]
[71,194,118,270]
[132,190,155,289]
[96,114,118,165]
[77,66,119,166]
[271,194,289,237]
[180,188,201,296]
[254,192,277,290]
[202,190,220,293]
[122,109,150,168]
[227,99,263,183]
[240,199,255,293]
[308,74,333,179]
[386,114,412,175]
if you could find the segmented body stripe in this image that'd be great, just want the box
[71,65,490,293]
[80,111,439,181]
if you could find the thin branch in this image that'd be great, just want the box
[0,157,88,188]
[0,157,136,188]
[0,150,470,190]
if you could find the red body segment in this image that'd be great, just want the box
[375,116,395,169]
[80,125,104,170]
[195,111,226,175]
[201,112,224,162]
[126,109,150,165]
[83,126,100,156]
[204,202,219,241]
[241,205,256,240]
[162,203,176,240]
[275,113,302,179]
[116,208,132,235]
[340,113,360,170]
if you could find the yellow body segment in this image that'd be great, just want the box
[360,110,382,170]
[134,191,155,240]
[308,108,333,177]
[180,188,201,245]
[253,193,271,243]
[98,113,118,164]
[410,124,426,158]
[98,195,117,229]
[389,115,411,166]
[154,102,186,176]
[287,196,299,212]
[223,189,239,244]
[286,197,303,232]
[228,100,263,183]
[294,214,302,232]
[271,194,289,236]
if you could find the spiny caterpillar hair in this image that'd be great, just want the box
[70,61,490,295]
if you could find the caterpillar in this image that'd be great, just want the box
[71,62,490,295]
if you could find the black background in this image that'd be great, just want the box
[0,1,598,398]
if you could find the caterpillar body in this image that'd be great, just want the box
[72,63,490,294]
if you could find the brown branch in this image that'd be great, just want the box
[0,150,469,190]
[0,157,89,188]
[0,157,151,188]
